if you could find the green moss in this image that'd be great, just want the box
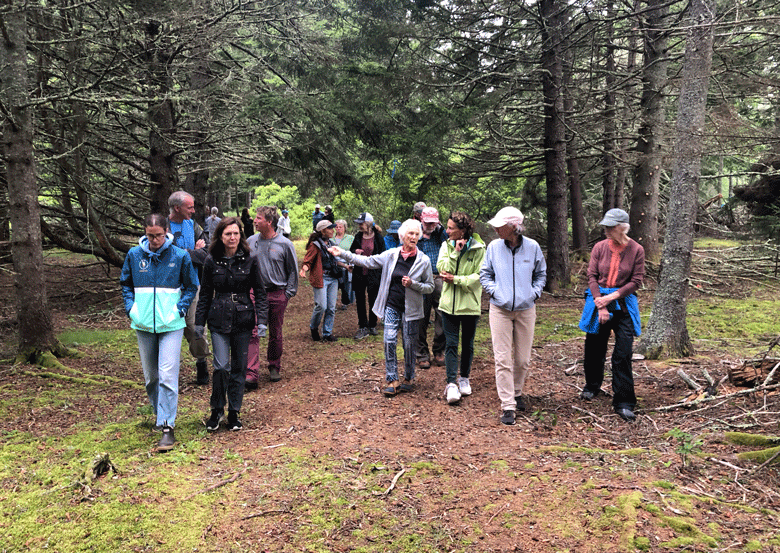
[745,540,764,552]
[653,480,675,490]
[687,295,780,356]
[737,446,780,464]
[694,238,743,249]
[489,459,510,471]
[537,445,646,456]
[634,536,651,550]
[725,432,780,447]
[660,515,718,548]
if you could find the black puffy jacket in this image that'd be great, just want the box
[195,248,267,334]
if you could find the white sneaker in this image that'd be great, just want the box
[445,382,461,404]
[457,377,472,396]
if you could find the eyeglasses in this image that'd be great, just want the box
[146,233,166,240]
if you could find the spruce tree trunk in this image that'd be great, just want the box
[630,0,670,262]
[1,4,58,356]
[540,0,570,291]
[638,0,716,359]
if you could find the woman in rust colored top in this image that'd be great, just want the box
[580,208,645,421]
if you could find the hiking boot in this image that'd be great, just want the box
[368,327,379,336]
[227,411,243,431]
[445,382,461,404]
[580,389,597,400]
[616,408,637,422]
[354,327,369,340]
[196,359,209,385]
[515,395,526,412]
[205,410,222,432]
[311,328,321,341]
[157,425,176,451]
[383,381,400,397]
[399,380,414,393]
[457,377,472,396]
[245,379,258,391]
[269,368,281,382]
[500,410,516,426]
[322,334,338,342]
[433,353,445,366]
[418,358,431,369]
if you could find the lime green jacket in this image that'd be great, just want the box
[436,234,486,317]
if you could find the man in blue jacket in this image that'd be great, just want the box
[168,191,211,385]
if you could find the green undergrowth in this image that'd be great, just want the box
[686,291,780,356]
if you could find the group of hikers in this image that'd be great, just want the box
[120,191,644,452]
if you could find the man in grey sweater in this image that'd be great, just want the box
[246,206,299,387]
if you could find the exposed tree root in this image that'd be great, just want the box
[13,341,82,370]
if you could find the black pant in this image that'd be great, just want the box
[353,275,379,329]
[583,309,636,410]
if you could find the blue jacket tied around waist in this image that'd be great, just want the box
[579,287,641,336]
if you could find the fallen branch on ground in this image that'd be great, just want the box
[184,469,246,500]
[654,382,780,412]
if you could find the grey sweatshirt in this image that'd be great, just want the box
[479,236,547,311]
[338,247,434,320]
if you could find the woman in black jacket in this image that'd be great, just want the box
[350,212,385,340]
[195,217,266,431]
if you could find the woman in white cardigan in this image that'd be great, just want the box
[329,219,433,396]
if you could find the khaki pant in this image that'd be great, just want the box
[183,286,210,360]
[489,303,536,411]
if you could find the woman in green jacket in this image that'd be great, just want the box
[437,211,485,404]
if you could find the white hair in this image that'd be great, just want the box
[398,219,422,241]
[614,222,630,236]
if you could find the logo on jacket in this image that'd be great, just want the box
[139,259,149,270]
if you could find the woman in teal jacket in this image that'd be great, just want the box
[121,213,199,452]
[437,211,485,405]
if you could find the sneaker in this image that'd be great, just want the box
[354,327,369,340]
[205,410,222,432]
[227,411,243,431]
[500,410,516,426]
[322,334,338,342]
[580,389,597,400]
[445,382,461,404]
[311,328,321,341]
[457,377,472,396]
[269,368,281,382]
[195,359,209,385]
[369,327,379,336]
[515,395,526,412]
[418,358,431,369]
[157,425,176,451]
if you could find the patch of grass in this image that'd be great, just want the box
[687,294,780,355]
[533,304,583,344]
[693,238,744,249]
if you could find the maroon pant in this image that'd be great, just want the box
[247,290,289,382]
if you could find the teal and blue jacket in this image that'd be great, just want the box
[120,234,199,333]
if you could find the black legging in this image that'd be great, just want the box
[352,275,379,329]
[583,309,636,410]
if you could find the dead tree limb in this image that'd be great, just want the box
[654,382,780,412]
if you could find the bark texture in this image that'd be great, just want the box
[638,0,716,359]
[630,0,670,262]
[540,0,570,291]
[1,4,58,353]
